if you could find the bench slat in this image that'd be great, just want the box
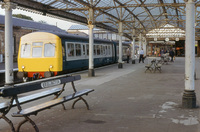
[12,89,94,117]
[0,88,62,111]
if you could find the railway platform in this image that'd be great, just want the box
[1,57,200,132]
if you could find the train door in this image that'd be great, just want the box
[82,43,87,59]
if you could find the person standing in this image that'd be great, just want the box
[169,48,175,62]
[139,48,144,63]
[126,47,131,63]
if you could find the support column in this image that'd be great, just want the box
[118,22,123,68]
[132,37,136,64]
[182,0,196,108]
[143,37,147,56]
[2,1,16,85]
[139,33,142,53]
[88,8,95,77]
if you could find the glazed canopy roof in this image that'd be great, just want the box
[1,0,200,40]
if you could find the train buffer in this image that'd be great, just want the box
[0,74,94,132]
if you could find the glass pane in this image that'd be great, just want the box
[75,44,81,56]
[44,43,55,57]
[32,42,43,46]
[21,44,31,58]
[32,47,42,57]
[97,45,101,55]
[100,45,103,55]
[86,44,89,55]
[67,43,74,57]
[83,45,86,55]
[108,46,110,55]
[94,45,97,55]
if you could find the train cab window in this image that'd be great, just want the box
[75,44,81,56]
[67,43,74,57]
[97,45,101,55]
[21,44,31,58]
[32,42,43,46]
[32,47,42,57]
[32,42,43,58]
[44,43,55,57]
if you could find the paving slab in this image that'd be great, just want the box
[0,57,200,132]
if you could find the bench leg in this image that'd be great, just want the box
[145,68,152,73]
[1,115,15,132]
[17,116,39,132]
[72,97,90,110]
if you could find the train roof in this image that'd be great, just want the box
[35,31,114,44]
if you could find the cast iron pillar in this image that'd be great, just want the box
[132,36,136,64]
[182,0,196,108]
[2,1,16,85]
[88,8,95,77]
[118,21,123,68]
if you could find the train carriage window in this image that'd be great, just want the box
[44,43,55,57]
[103,46,107,55]
[21,44,31,58]
[97,45,101,55]
[67,43,74,57]
[75,44,81,56]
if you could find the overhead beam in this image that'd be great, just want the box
[7,0,117,33]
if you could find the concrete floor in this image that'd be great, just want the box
[0,57,200,132]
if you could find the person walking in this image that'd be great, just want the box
[126,47,131,63]
[139,48,144,63]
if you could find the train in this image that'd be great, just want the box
[17,31,134,81]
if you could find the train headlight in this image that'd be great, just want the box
[22,65,25,69]
[49,65,53,69]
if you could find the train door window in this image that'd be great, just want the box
[67,43,74,57]
[82,44,86,56]
[44,43,55,57]
[117,46,119,55]
[108,46,112,55]
[86,44,89,56]
[94,45,97,55]
[103,46,107,55]
[32,42,43,58]
[75,43,81,56]
[100,45,103,55]
[107,46,110,55]
[97,45,101,55]
[21,44,31,58]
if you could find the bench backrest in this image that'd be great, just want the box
[0,74,81,97]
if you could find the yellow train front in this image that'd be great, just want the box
[17,32,63,80]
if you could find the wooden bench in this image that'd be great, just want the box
[0,74,94,132]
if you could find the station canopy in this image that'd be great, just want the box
[1,0,200,40]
